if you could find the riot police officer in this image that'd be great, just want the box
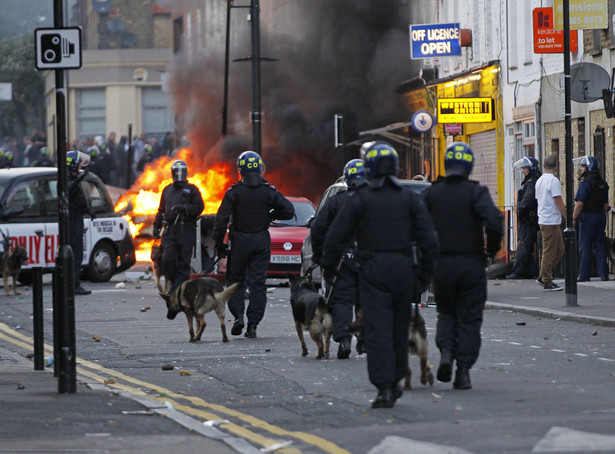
[422,142,503,390]
[32,146,55,167]
[507,157,541,279]
[67,150,97,295]
[311,159,366,359]
[213,151,294,339]
[573,156,610,281]
[153,160,204,293]
[322,142,439,408]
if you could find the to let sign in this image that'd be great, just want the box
[410,23,461,59]
[437,98,495,124]
[533,8,578,53]
[553,0,607,30]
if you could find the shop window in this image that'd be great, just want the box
[77,88,106,143]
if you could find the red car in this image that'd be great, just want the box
[199,196,316,281]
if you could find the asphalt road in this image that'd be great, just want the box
[1,274,614,454]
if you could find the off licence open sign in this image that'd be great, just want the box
[437,98,495,123]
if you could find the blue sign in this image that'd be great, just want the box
[411,111,434,133]
[410,23,461,59]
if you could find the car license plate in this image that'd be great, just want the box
[271,255,301,264]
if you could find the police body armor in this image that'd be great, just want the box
[230,182,275,233]
[582,173,609,213]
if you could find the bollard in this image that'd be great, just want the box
[32,267,44,371]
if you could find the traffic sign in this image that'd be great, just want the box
[34,27,82,70]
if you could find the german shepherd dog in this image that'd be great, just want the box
[159,277,239,343]
[349,303,434,390]
[288,273,333,359]
[150,243,168,294]
[1,230,28,296]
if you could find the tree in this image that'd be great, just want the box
[0,34,45,144]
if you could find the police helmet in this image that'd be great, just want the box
[343,159,366,186]
[5,151,13,162]
[0,148,5,158]
[513,156,540,177]
[86,146,98,158]
[40,146,51,157]
[145,144,153,154]
[444,142,474,177]
[237,151,263,176]
[66,150,82,174]
[171,160,188,182]
[362,142,399,179]
[578,155,599,173]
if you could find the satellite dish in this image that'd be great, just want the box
[121,32,137,48]
[107,19,125,33]
[92,0,110,14]
[570,62,610,103]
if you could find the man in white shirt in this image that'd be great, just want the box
[535,154,567,291]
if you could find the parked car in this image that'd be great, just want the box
[301,178,432,289]
[194,196,316,281]
[0,167,136,283]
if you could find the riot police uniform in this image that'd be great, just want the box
[67,151,97,295]
[507,157,541,279]
[310,159,366,359]
[422,142,503,390]
[32,147,55,167]
[573,156,610,281]
[322,142,439,408]
[213,151,294,339]
[153,160,204,293]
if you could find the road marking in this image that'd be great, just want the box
[0,321,350,454]
[533,426,615,452]
[368,435,475,454]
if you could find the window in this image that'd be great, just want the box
[5,180,40,217]
[142,87,174,141]
[81,179,111,212]
[77,88,106,142]
[577,118,585,156]
[42,179,58,216]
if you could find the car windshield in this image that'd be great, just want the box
[272,200,315,227]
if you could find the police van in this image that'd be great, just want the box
[0,167,136,283]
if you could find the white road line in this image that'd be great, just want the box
[533,426,615,452]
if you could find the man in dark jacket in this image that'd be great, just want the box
[67,151,97,296]
[153,160,204,293]
[213,151,294,339]
[322,142,439,408]
[423,141,503,391]
[311,159,366,359]
[573,156,610,281]
[507,157,541,279]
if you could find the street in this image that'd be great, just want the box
[0,271,614,454]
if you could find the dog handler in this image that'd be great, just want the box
[322,142,439,408]
[311,158,367,359]
[422,142,503,390]
[153,160,204,294]
[213,151,294,339]
[67,150,97,296]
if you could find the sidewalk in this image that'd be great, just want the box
[487,276,615,327]
[0,347,253,454]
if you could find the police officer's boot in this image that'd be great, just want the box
[245,324,257,338]
[371,386,395,409]
[337,337,352,359]
[437,348,454,383]
[231,315,244,336]
[453,366,472,390]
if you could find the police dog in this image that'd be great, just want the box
[159,277,239,343]
[150,243,168,294]
[349,304,434,390]
[288,273,333,359]
[2,246,28,296]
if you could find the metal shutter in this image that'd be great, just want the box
[469,130,498,203]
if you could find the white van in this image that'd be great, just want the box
[0,167,136,283]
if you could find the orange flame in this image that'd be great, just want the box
[115,147,234,261]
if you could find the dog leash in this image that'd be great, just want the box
[202,255,222,276]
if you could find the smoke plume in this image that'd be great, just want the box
[163,0,419,201]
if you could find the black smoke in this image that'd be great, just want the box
[164,0,419,201]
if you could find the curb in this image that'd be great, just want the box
[485,301,615,327]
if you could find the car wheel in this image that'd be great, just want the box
[87,241,117,282]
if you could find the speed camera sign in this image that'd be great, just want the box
[35,27,82,70]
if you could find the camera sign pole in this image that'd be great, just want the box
[34,6,82,394]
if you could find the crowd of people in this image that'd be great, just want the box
[0,130,178,189]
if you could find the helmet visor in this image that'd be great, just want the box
[513,157,532,169]
[572,157,587,167]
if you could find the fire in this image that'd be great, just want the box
[114,147,234,262]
